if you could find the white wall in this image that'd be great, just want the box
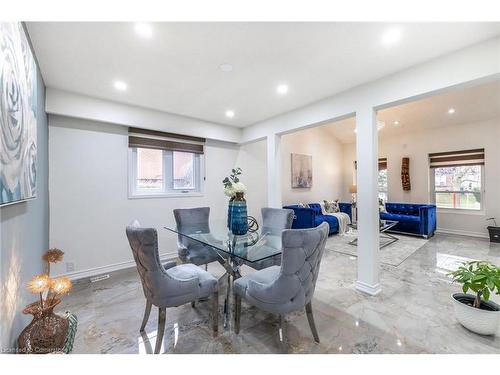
[46,88,242,143]
[342,118,500,237]
[48,115,265,278]
[235,140,268,219]
[280,126,344,205]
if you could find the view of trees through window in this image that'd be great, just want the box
[378,168,388,202]
[434,165,481,210]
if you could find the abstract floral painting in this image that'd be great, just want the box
[0,23,37,206]
[291,153,312,188]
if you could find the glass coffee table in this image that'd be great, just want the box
[348,220,399,249]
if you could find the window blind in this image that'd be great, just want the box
[128,127,205,154]
[429,148,484,168]
[354,158,387,171]
[378,157,387,170]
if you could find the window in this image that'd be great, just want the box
[172,151,195,189]
[432,166,482,210]
[128,127,205,198]
[130,148,202,197]
[429,149,484,211]
[378,168,388,202]
[136,148,163,191]
[354,157,388,202]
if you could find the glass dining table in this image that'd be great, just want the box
[165,219,282,328]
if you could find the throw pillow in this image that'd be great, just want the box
[379,198,387,213]
[297,202,307,208]
[323,199,340,213]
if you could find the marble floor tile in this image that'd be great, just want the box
[59,233,500,354]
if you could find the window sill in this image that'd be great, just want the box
[437,208,485,216]
[129,192,204,200]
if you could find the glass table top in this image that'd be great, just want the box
[348,220,399,232]
[165,219,282,263]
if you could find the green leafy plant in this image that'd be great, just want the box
[449,261,500,309]
[222,167,242,189]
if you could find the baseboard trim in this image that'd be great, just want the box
[436,228,489,239]
[355,280,382,296]
[55,253,177,281]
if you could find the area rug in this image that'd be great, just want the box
[325,229,428,266]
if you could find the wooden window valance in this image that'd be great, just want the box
[354,158,387,171]
[429,148,484,168]
[128,127,205,154]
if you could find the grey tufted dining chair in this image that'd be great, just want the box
[173,207,222,268]
[244,208,294,270]
[126,220,219,354]
[233,222,329,343]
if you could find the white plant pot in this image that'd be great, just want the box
[452,293,500,335]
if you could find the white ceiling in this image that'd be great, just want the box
[324,79,500,143]
[27,22,500,127]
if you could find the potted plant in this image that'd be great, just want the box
[486,217,500,243]
[449,261,500,335]
[223,168,248,235]
[18,249,76,353]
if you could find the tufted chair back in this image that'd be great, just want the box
[245,222,329,314]
[279,222,329,306]
[126,220,165,303]
[173,207,211,252]
[261,207,294,236]
[126,220,200,307]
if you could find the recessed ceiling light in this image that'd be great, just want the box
[381,27,402,47]
[113,80,128,91]
[448,108,456,114]
[134,23,153,38]
[225,110,235,119]
[276,84,289,95]
[219,63,233,72]
[393,120,400,126]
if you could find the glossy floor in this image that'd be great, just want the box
[60,234,500,353]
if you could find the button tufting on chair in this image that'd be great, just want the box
[232,222,329,343]
[126,220,219,354]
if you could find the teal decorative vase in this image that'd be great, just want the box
[228,192,248,235]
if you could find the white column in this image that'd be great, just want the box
[355,107,381,295]
[266,133,282,208]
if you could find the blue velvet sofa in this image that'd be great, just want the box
[380,203,437,238]
[283,203,352,235]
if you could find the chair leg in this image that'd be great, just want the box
[234,295,241,334]
[205,263,208,271]
[305,302,320,343]
[154,307,166,354]
[278,314,287,344]
[140,300,152,332]
[211,290,219,336]
[191,300,196,308]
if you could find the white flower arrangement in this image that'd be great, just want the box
[232,182,247,193]
[224,186,235,197]
[222,168,246,198]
